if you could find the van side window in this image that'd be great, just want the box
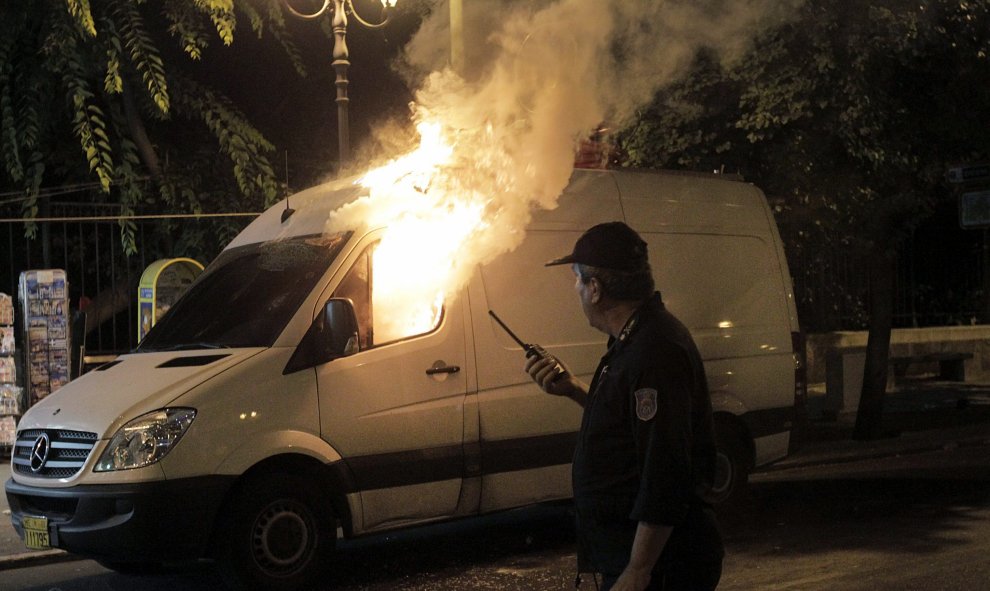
[332,242,444,350]
[334,246,374,349]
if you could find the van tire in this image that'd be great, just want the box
[704,421,751,508]
[216,473,336,591]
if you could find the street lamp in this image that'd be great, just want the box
[282,0,398,168]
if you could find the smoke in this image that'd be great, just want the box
[403,0,803,165]
[323,0,801,332]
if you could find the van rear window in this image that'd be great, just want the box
[137,233,350,351]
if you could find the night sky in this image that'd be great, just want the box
[192,2,424,190]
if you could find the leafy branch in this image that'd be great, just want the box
[1,0,305,254]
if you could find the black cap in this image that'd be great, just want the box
[545,222,649,272]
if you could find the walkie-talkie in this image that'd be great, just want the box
[488,310,565,380]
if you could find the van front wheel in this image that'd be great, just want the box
[217,473,336,591]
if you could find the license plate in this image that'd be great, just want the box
[22,516,50,550]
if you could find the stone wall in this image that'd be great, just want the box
[807,325,990,384]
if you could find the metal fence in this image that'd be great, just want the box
[1,202,257,369]
[787,226,987,333]
[3,197,986,359]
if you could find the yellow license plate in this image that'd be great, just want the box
[22,516,50,550]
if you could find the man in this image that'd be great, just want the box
[525,222,723,591]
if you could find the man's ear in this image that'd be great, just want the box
[588,277,603,304]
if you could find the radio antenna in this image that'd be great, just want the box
[281,150,295,223]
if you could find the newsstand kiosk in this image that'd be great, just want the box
[17,270,71,407]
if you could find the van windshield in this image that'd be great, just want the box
[137,233,350,351]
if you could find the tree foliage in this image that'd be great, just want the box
[622,0,990,329]
[0,0,306,254]
[625,1,990,232]
[619,0,990,438]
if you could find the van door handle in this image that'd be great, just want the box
[426,365,460,375]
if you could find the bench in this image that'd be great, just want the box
[887,351,973,382]
[824,349,974,417]
[80,354,119,374]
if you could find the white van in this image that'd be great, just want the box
[5,168,804,590]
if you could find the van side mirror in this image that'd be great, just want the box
[324,298,360,356]
[283,298,360,375]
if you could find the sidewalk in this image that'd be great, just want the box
[766,379,990,471]
[0,459,78,570]
[2,379,990,571]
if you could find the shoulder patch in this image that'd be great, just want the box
[634,388,658,421]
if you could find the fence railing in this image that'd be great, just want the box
[4,199,987,355]
[787,228,987,333]
[1,201,258,365]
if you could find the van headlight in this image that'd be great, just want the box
[94,408,197,472]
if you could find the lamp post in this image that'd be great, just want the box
[282,0,398,167]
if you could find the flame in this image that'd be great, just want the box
[345,120,490,342]
[357,121,452,198]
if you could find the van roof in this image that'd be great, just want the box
[226,168,766,250]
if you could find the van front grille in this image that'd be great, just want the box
[12,429,98,478]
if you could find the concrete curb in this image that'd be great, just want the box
[759,431,990,473]
[0,548,81,571]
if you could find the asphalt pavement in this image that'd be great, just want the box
[0,460,79,570]
[2,378,990,572]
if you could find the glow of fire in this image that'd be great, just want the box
[356,121,489,342]
[358,121,452,196]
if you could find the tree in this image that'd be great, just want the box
[0,0,306,254]
[620,0,990,439]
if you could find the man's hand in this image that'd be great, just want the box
[609,565,652,591]
[610,522,673,591]
[524,350,588,405]
[524,347,568,393]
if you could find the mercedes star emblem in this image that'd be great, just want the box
[30,433,51,473]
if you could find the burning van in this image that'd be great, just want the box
[5,167,804,590]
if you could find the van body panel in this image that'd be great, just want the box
[709,390,748,417]
[481,464,572,510]
[758,190,802,332]
[754,432,790,466]
[15,349,263,436]
[530,170,622,227]
[706,356,794,417]
[614,171,770,232]
[469,234,593,513]
[157,348,322,479]
[314,280,473,530]
[649,234,789,336]
[355,479,464,533]
[471,232,605,388]
[211,430,344,477]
